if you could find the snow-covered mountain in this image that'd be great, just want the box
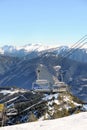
[0,44,87,63]
[1,112,87,130]
[0,44,59,57]
[0,44,71,59]
[2,44,56,52]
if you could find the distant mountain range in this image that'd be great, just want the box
[0,44,87,102]
[0,44,59,57]
[0,44,87,63]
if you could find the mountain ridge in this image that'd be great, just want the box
[0,44,87,63]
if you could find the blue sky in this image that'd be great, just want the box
[0,0,87,46]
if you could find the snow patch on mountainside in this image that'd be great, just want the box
[22,44,58,52]
[1,112,87,130]
[0,48,4,54]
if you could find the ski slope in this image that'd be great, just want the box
[1,112,87,130]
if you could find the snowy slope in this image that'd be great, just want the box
[1,112,87,130]
[0,48,4,54]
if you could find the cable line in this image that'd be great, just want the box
[59,35,87,63]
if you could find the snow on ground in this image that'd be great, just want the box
[0,90,16,95]
[0,89,26,95]
[1,112,87,130]
[42,93,58,101]
[83,105,87,111]
[0,89,21,95]
[63,95,82,107]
